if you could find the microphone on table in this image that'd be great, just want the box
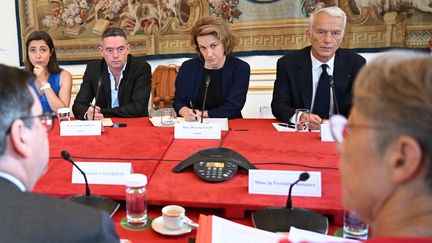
[252,172,329,234]
[329,75,340,115]
[200,75,211,123]
[61,151,91,197]
[286,172,310,208]
[61,150,120,217]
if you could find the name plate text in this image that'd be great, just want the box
[248,170,322,197]
[72,162,132,185]
[60,120,102,136]
[174,123,221,139]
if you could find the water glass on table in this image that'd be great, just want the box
[160,108,176,126]
[57,107,71,123]
[125,174,148,226]
[259,105,271,119]
[343,210,369,240]
[295,109,310,132]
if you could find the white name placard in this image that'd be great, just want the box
[248,170,322,197]
[72,162,132,185]
[60,120,102,136]
[320,122,335,142]
[203,118,229,131]
[174,122,221,139]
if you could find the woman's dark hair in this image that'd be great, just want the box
[25,31,60,74]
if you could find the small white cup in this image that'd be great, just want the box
[57,108,71,123]
[162,205,185,230]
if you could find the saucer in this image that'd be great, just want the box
[151,216,193,236]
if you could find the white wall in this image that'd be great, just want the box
[0,1,377,118]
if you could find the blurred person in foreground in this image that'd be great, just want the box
[25,30,72,113]
[327,51,432,242]
[73,27,151,120]
[173,16,250,121]
[0,64,119,242]
[271,6,365,129]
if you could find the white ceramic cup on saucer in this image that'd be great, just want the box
[162,205,185,230]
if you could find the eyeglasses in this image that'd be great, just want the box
[20,112,56,133]
[103,46,127,55]
[329,115,379,144]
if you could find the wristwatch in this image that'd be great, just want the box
[40,82,51,90]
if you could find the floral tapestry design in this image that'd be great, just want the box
[209,0,241,23]
[16,0,432,64]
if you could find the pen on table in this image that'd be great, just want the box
[278,123,295,129]
[189,101,198,121]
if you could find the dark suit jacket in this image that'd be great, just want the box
[73,54,152,119]
[271,46,366,122]
[0,177,119,242]
[173,55,250,119]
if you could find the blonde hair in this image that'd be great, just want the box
[353,51,432,187]
[191,16,237,55]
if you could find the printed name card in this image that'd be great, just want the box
[248,170,322,197]
[60,120,102,136]
[320,122,334,142]
[174,122,221,139]
[72,162,132,185]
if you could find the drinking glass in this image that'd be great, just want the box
[160,108,176,127]
[57,108,70,123]
[295,109,310,132]
[343,210,369,240]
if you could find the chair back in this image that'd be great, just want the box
[151,65,179,108]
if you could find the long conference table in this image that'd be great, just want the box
[34,118,343,242]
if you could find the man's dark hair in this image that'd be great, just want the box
[100,27,128,43]
[0,64,35,155]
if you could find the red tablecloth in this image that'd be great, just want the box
[34,117,344,241]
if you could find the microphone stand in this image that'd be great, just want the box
[286,172,309,209]
[92,77,102,120]
[252,172,328,234]
[200,75,210,123]
[61,151,120,217]
[329,76,340,115]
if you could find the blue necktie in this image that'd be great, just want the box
[312,64,330,119]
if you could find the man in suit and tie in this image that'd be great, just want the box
[73,27,152,119]
[0,64,119,242]
[271,6,366,130]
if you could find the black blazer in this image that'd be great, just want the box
[173,55,250,119]
[0,178,119,242]
[73,54,152,119]
[271,46,366,122]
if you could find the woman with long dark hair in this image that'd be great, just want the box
[25,31,72,112]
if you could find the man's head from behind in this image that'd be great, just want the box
[307,6,346,63]
[0,64,50,190]
[99,27,130,73]
[338,51,432,223]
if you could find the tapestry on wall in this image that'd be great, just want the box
[16,0,432,64]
